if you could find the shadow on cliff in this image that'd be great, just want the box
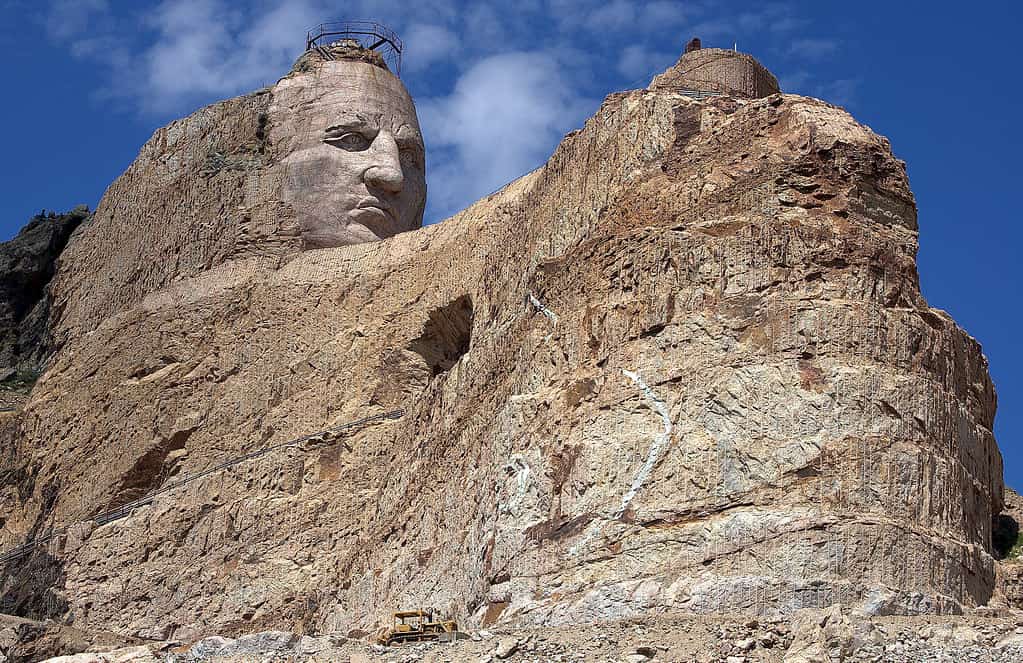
[0,549,68,621]
[0,456,69,622]
[0,206,90,374]
[373,295,474,407]
[408,295,474,376]
[993,513,1020,560]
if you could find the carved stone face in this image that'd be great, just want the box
[278,60,426,248]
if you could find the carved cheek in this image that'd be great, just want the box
[397,156,424,188]
[287,152,339,186]
[306,149,367,190]
[409,168,427,199]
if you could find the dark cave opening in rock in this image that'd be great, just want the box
[993,513,1020,560]
[408,295,474,376]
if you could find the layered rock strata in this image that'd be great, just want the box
[0,51,1004,644]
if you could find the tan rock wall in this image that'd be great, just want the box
[48,89,285,345]
[994,487,1023,608]
[0,74,1002,641]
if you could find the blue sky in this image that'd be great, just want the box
[0,1,1020,488]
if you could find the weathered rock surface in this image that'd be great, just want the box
[0,612,141,663]
[994,487,1023,608]
[0,48,1007,652]
[0,207,89,375]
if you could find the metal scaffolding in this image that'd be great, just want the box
[304,21,403,75]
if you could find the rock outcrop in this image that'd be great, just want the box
[13,612,1023,662]
[0,44,1006,650]
[994,487,1023,608]
[0,207,89,376]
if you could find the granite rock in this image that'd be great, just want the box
[0,207,89,374]
[0,51,1006,645]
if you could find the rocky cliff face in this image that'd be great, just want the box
[995,487,1023,608]
[0,207,89,380]
[0,51,1006,646]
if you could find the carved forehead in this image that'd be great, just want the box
[308,61,421,131]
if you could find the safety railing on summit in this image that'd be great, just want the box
[304,20,402,75]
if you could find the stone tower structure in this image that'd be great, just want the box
[651,38,780,98]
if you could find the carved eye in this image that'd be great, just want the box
[326,132,371,151]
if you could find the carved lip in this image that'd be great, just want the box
[355,198,397,225]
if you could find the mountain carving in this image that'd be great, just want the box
[0,41,1012,659]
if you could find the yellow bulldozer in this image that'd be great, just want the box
[381,609,459,645]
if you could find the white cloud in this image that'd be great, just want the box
[640,1,692,27]
[48,0,706,113]
[418,51,596,221]
[46,0,108,39]
[463,4,507,44]
[617,45,675,84]
[141,0,239,103]
[779,71,859,107]
[402,23,460,72]
[72,0,326,113]
[554,0,695,34]
[769,15,808,34]
[777,69,811,93]
[49,0,538,113]
[814,78,859,107]
[740,4,805,34]
[789,37,839,59]
[682,3,809,46]
[585,1,636,31]
[686,18,735,40]
[42,0,850,219]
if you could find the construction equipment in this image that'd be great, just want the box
[382,609,458,645]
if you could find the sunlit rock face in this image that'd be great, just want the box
[0,41,1007,644]
[274,55,426,248]
[46,48,426,343]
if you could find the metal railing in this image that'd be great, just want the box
[304,20,402,75]
[676,88,725,99]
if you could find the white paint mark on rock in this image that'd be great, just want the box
[528,292,559,325]
[570,369,674,557]
[499,455,532,515]
[616,369,673,518]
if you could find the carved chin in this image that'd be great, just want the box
[348,206,403,237]
[301,223,380,249]
[298,207,413,249]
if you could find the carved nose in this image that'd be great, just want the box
[363,133,404,194]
